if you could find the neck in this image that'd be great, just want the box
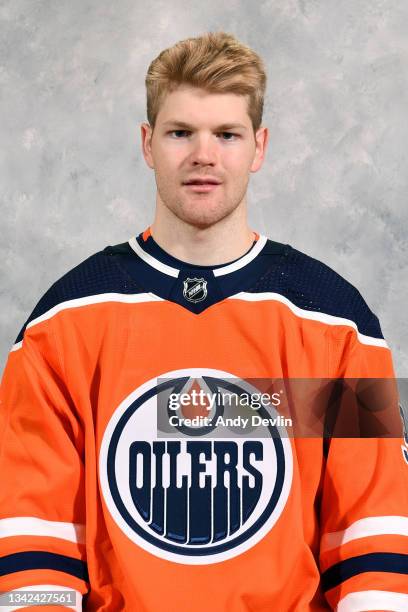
[149,200,255,266]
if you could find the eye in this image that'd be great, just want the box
[219,132,239,141]
[167,130,239,140]
[169,130,190,138]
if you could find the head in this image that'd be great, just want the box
[140,31,269,229]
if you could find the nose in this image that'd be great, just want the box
[190,133,217,166]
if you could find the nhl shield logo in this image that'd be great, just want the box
[183,277,208,303]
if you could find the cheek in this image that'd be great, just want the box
[155,158,179,182]
[225,163,251,181]
[153,144,183,169]
[223,148,253,170]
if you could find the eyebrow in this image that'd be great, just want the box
[162,120,248,131]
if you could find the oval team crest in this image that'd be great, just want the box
[99,368,293,565]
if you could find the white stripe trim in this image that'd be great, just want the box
[0,517,85,545]
[128,236,179,277]
[213,234,268,276]
[130,234,268,278]
[24,292,163,331]
[0,585,83,611]
[10,340,22,352]
[337,590,408,611]
[321,516,408,552]
[227,292,389,348]
[11,287,388,352]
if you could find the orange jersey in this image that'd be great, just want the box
[1,228,407,611]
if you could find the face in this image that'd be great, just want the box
[141,85,268,229]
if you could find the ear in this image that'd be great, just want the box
[140,122,155,169]
[250,126,269,173]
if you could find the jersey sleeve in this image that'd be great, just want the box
[0,309,89,610]
[319,306,408,611]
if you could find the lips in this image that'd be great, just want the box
[183,183,220,192]
[183,177,221,185]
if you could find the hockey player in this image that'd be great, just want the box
[1,31,407,611]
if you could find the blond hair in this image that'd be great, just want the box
[145,31,267,134]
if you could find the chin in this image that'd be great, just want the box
[178,206,234,229]
[177,215,223,230]
[159,190,240,228]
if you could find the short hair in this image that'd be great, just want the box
[145,31,267,135]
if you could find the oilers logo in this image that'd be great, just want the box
[99,368,293,564]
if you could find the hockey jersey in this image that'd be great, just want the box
[1,227,407,611]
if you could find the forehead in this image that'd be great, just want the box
[156,85,251,127]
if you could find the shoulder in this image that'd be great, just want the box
[260,239,383,340]
[14,242,141,345]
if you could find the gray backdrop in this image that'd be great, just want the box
[1,0,407,378]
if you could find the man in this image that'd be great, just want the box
[0,31,407,611]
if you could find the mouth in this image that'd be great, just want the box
[183,183,220,193]
[182,180,222,193]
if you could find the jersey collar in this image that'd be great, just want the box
[128,226,268,278]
